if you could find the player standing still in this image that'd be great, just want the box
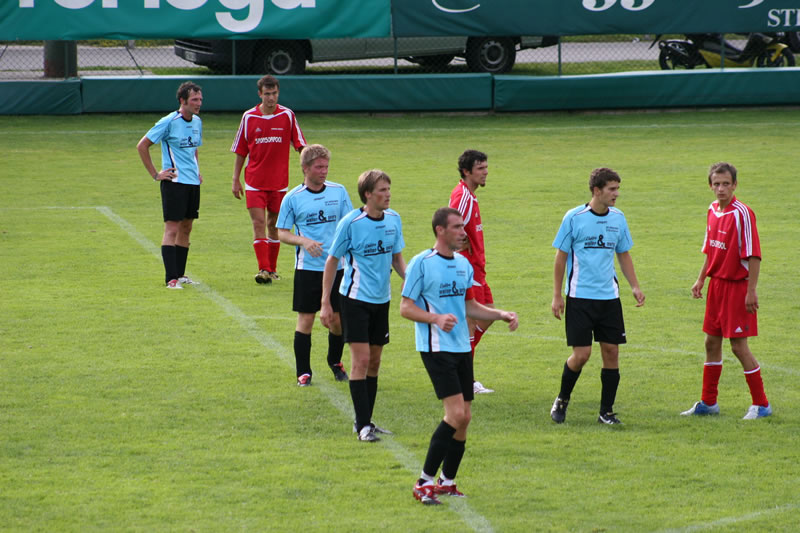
[231,75,306,284]
[449,149,496,394]
[276,145,353,386]
[681,162,771,419]
[401,207,518,505]
[321,170,406,443]
[136,81,203,289]
[549,168,645,425]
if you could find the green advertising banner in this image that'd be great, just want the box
[0,0,390,40]
[392,0,800,37]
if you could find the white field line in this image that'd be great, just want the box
[656,502,800,533]
[1,121,799,137]
[95,206,494,533]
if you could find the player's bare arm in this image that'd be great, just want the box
[392,252,406,280]
[232,153,246,199]
[319,255,339,328]
[195,151,202,184]
[136,136,176,181]
[277,229,324,257]
[552,249,568,319]
[466,299,518,331]
[400,297,458,332]
[617,251,645,307]
[691,256,710,299]
[745,256,761,314]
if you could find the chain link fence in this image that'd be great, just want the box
[2,35,797,80]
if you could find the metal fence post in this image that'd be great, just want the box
[720,34,725,70]
[558,37,562,76]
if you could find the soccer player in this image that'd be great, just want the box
[401,207,518,505]
[549,168,645,425]
[320,170,406,443]
[231,75,306,284]
[276,145,353,386]
[448,149,496,394]
[681,162,771,420]
[136,81,203,290]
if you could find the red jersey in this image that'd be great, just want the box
[231,104,306,191]
[701,196,761,281]
[450,180,486,280]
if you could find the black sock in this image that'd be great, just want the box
[441,438,466,481]
[293,331,312,377]
[559,361,581,401]
[349,379,370,431]
[326,332,344,368]
[161,245,177,283]
[422,421,457,479]
[600,368,620,414]
[366,375,378,420]
[175,245,189,278]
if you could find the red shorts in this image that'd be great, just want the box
[703,277,757,338]
[245,189,286,213]
[471,278,494,305]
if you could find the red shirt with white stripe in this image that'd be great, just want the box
[449,180,486,281]
[702,196,761,281]
[231,104,306,191]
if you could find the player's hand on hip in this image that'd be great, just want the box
[551,295,565,320]
[434,313,458,333]
[156,168,177,181]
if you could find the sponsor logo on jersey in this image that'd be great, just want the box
[255,136,283,144]
[439,281,465,298]
[709,239,727,250]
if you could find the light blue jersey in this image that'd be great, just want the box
[328,208,405,304]
[146,111,202,186]
[276,181,353,272]
[402,249,475,353]
[552,204,633,300]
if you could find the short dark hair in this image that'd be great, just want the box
[176,81,201,103]
[432,207,461,236]
[708,162,737,185]
[357,169,391,204]
[257,75,280,92]
[458,149,487,179]
[589,167,621,192]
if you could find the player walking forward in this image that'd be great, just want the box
[276,145,353,386]
[401,208,518,505]
[321,170,406,442]
[681,162,771,419]
[448,149,497,394]
[550,168,645,425]
[136,81,203,289]
[231,75,306,284]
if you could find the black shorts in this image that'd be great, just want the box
[340,297,390,345]
[293,269,343,314]
[420,351,474,402]
[161,181,200,222]
[565,297,626,347]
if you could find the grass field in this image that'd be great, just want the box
[1,108,799,532]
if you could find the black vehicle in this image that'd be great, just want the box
[174,35,558,75]
[655,33,795,70]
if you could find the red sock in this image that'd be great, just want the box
[253,239,269,271]
[701,362,722,406]
[744,366,769,407]
[268,239,281,273]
